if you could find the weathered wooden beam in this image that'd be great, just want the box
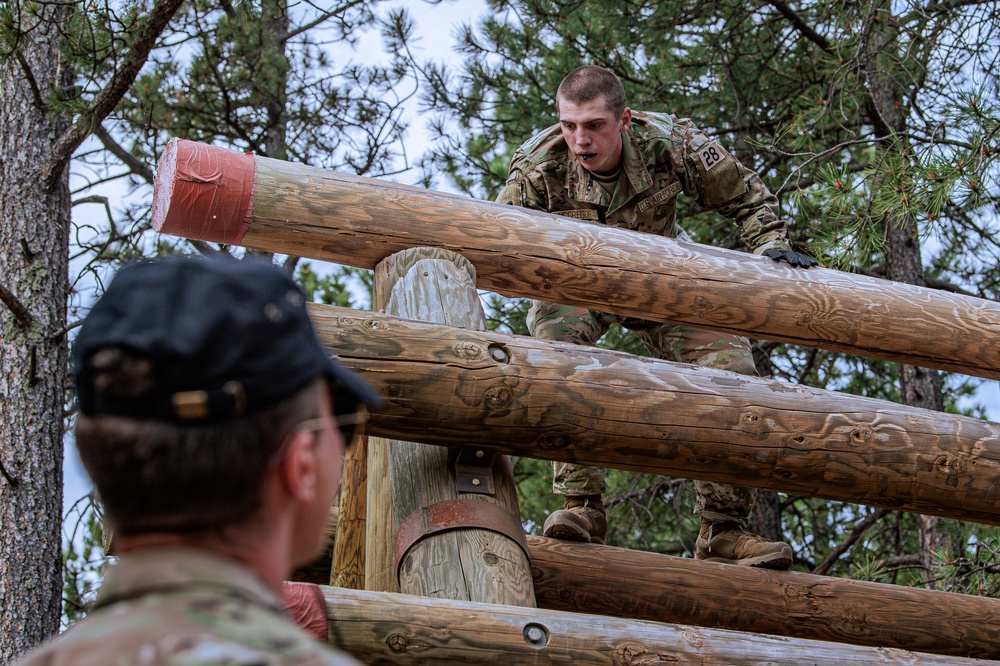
[371,248,535,607]
[318,585,987,664]
[330,433,367,588]
[151,138,1000,380]
[307,513,1000,659]
[306,304,1000,526]
[529,535,1000,660]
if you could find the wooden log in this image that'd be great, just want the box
[151,138,1000,381]
[362,252,405,594]
[528,535,1000,660]
[373,248,534,607]
[363,434,398,593]
[317,585,987,665]
[330,434,366,588]
[311,513,1000,659]
[306,304,1000,526]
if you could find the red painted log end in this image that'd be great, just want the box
[151,138,255,245]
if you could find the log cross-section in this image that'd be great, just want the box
[151,138,1000,380]
[306,304,1000,526]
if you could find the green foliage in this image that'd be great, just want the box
[296,261,373,308]
[62,494,108,629]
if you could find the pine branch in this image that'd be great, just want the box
[94,123,155,184]
[41,0,186,191]
[0,458,18,488]
[48,319,83,342]
[280,1,368,44]
[14,50,47,111]
[812,508,888,576]
[763,0,833,52]
[0,283,32,329]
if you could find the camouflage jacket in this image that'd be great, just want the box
[15,547,360,666]
[497,111,790,253]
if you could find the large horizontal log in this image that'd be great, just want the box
[306,513,1000,659]
[528,535,1000,660]
[151,138,1000,380]
[319,585,986,664]
[307,304,1000,526]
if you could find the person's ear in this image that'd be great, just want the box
[620,107,632,133]
[278,430,319,503]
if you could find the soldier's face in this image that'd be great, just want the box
[557,96,631,175]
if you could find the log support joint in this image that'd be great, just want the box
[454,444,499,495]
[394,498,529,575]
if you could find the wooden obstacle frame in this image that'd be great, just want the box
[153,138,1000,663]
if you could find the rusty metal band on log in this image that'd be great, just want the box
[151,137,1000,381]
[394,499,530,573]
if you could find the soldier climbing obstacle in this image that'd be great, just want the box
[497,65,818,568]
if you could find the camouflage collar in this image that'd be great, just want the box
[566,129,653,215]
[94,546,285,614]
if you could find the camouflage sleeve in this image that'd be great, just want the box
[496,152,549,211]
[681,128,790,254]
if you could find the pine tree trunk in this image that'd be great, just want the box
[865,2,943,588]
[749,490,784,544]
[0,7,72,660]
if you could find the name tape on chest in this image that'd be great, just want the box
[554,209,600,221]
[636,181,683,212]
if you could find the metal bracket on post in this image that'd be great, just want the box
[455,444,499,495]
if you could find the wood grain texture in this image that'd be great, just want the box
[330,434,367,588]
[318,585,986,665]
[363,436,398,593]
[372,248,535,607]
[362,253,401,594]
[309,514,999,659]
[528,535,1000,660]
[149,149,1000,380]
[307,304,1000,526]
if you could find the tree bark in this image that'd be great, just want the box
[0,6,72,659]
[151,139,1000,382]
[0,3,184,656]
[865,2,945,588]
[749,490,784,544]
[307,304,1000,526]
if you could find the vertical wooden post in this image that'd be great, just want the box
[367,247,535,607]
[330,435,368,588]
[363,268,403,594]
[364,434,398,592]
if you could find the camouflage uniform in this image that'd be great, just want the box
[16,547,360,666]
[497,111,791,526]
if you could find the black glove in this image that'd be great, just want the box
[763,248,819,268]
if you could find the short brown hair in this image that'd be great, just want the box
[556,65,627,117]
[75,348,324,536]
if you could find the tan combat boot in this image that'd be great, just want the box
[695,519,792,569]
[542,495,607,544]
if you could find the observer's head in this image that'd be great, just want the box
[73,256,379,562]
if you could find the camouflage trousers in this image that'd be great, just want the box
[529,300,758,527]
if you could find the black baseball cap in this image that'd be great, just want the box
[74,256,381,423]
